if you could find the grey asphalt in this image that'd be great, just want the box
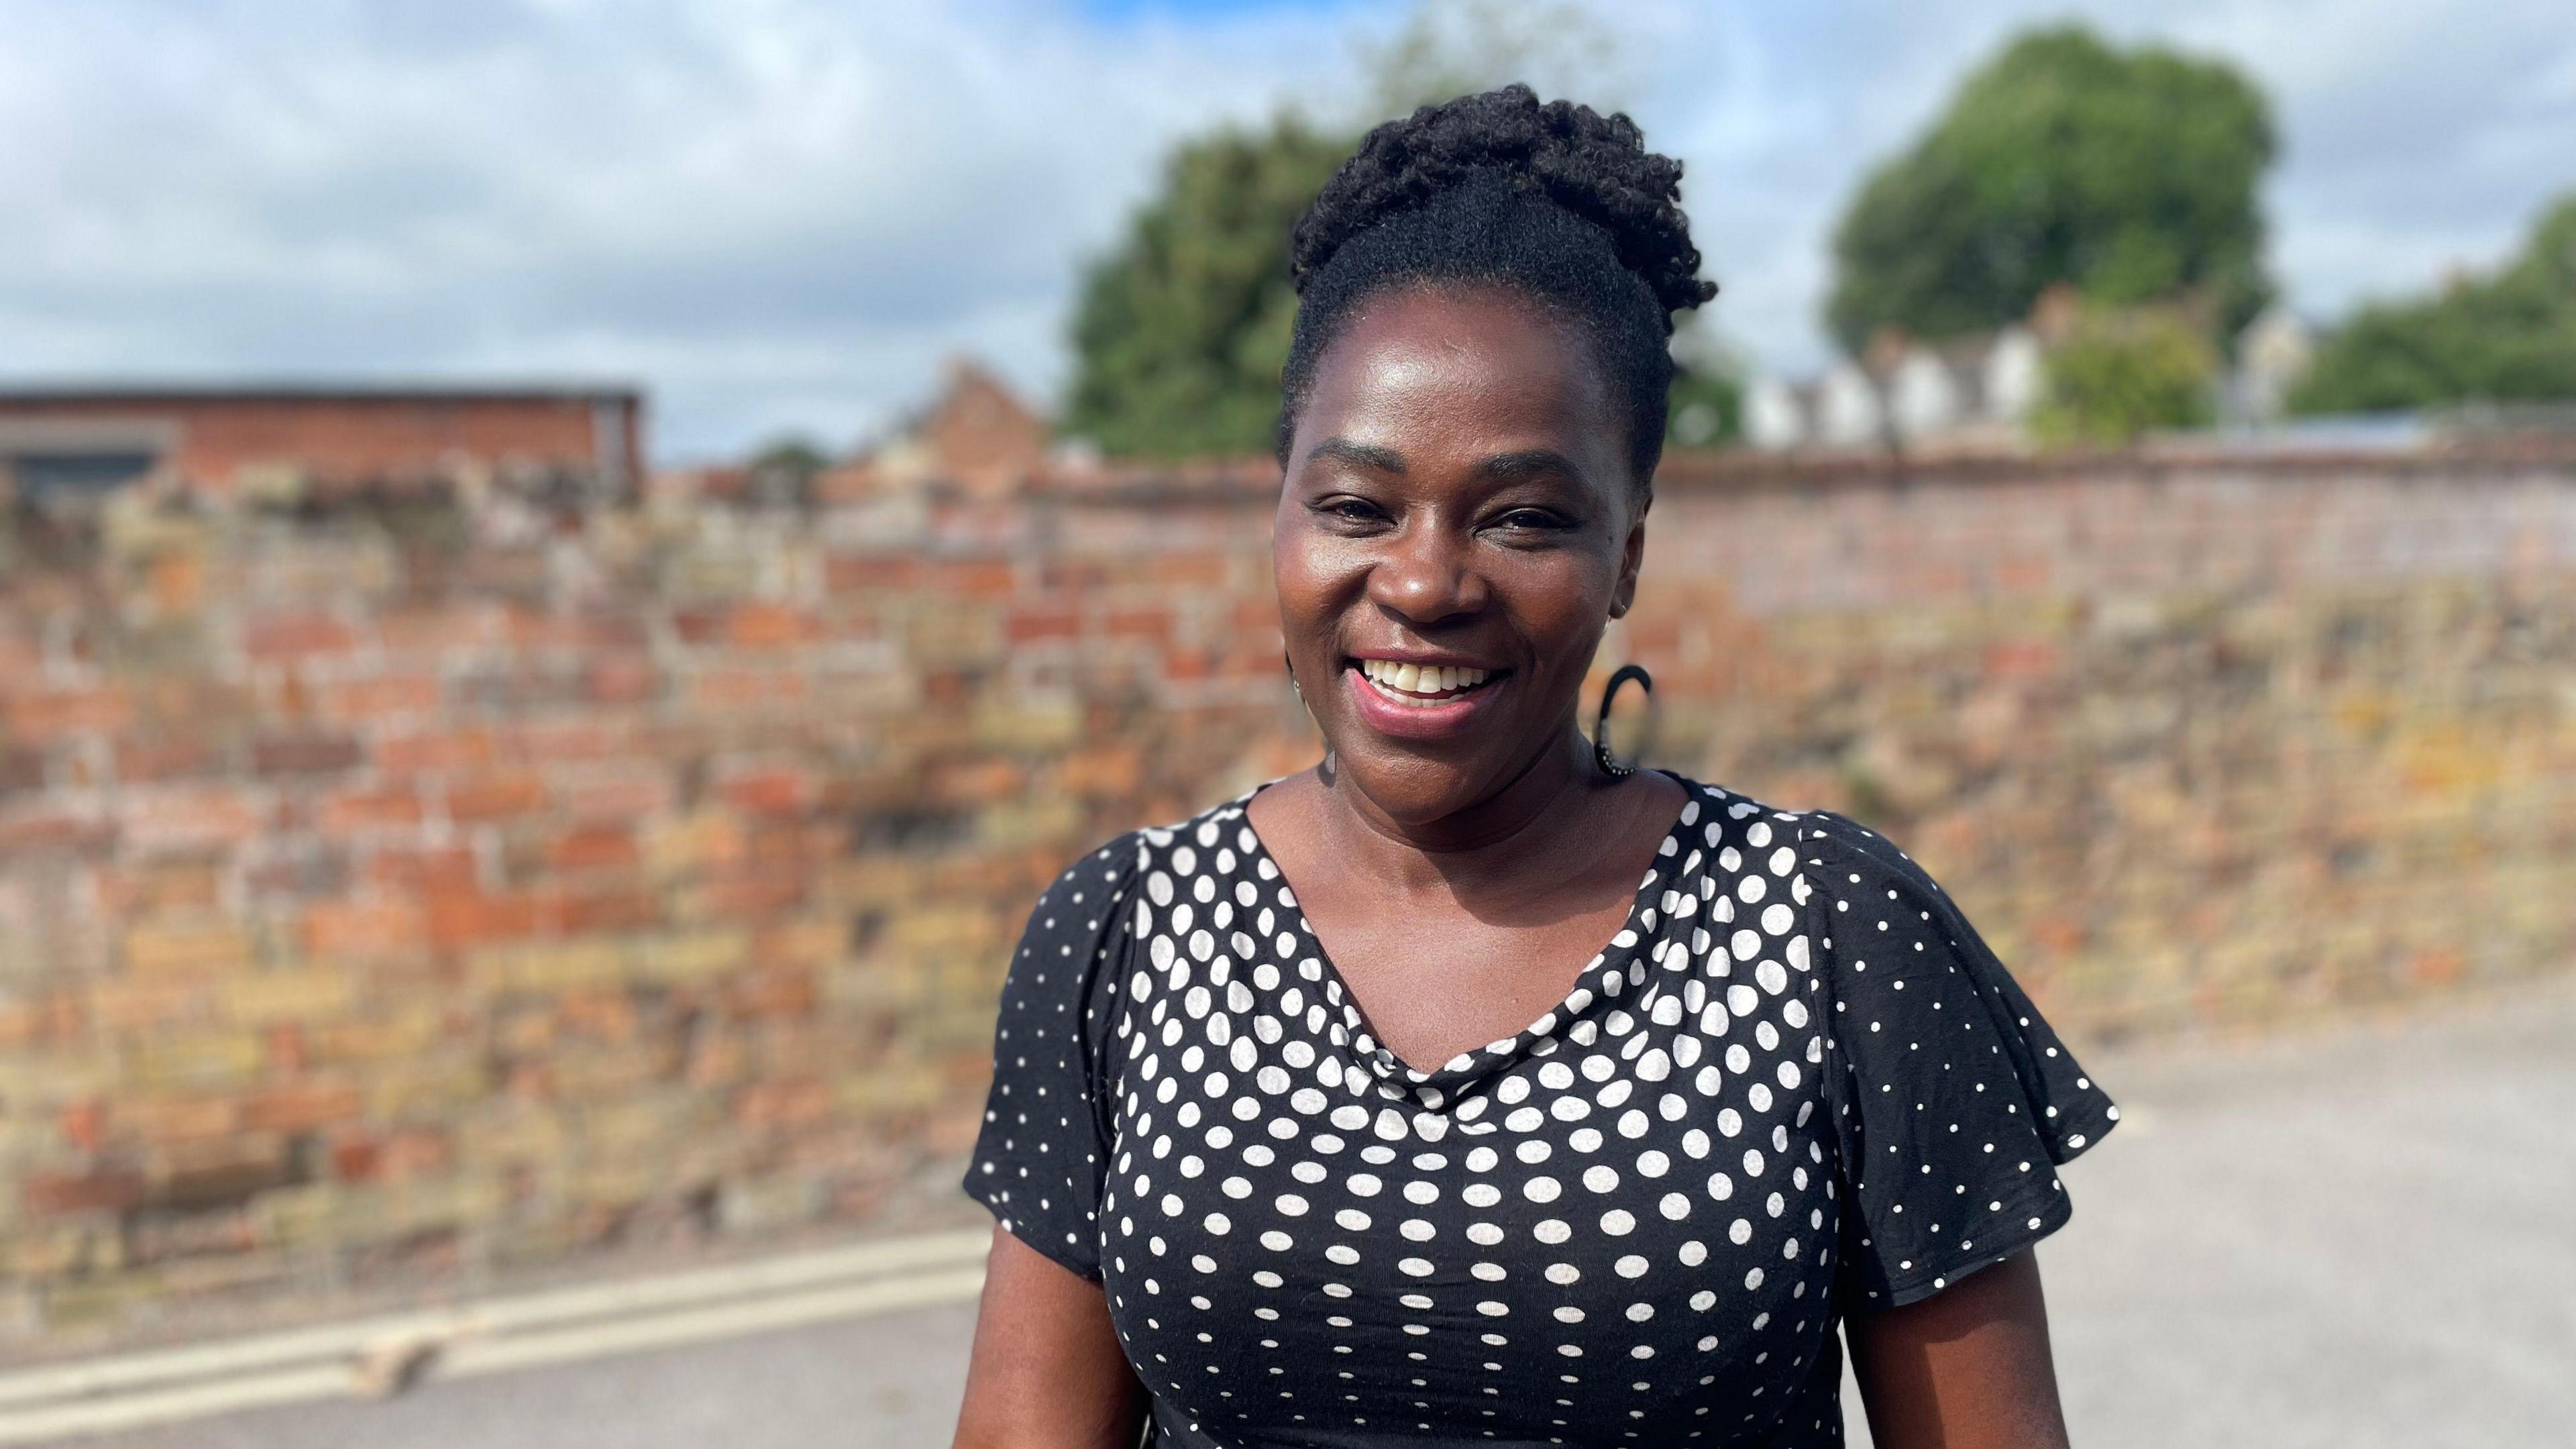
[59,981,2576,1449]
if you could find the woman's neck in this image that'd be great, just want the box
[1307,727,1637,901]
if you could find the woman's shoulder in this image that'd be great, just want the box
[1653,778,1968,941]
[1024,792,1262,920]
[1785,806,1950,894]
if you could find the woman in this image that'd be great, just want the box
[955,87,2114,1448]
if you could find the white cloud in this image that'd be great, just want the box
[0,0,2568,455]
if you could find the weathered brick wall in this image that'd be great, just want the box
[1,450,2571,1340]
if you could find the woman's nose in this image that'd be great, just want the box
[1366,521,1487,625]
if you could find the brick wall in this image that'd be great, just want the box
[2,449,2571,1340]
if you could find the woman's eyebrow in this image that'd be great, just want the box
[1307,438,1407,474]
[1475,448,1584,482]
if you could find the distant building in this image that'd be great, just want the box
[1746,325,2045,453]
[1815,361,1888,448]
[828,359,1052,502]
[0,384,643,503]
[1742,301,2313,453]
[2224,305,2317,426]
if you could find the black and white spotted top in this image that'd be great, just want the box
[967,775,2115,1447]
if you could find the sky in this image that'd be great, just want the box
[3,0,2571,461]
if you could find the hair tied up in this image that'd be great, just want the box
[1289,84,1717,322]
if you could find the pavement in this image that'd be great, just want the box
[41,981,2576,1449]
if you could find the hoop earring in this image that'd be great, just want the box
[1593,663,1653,779]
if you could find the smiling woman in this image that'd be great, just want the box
[953,86,2114,1449]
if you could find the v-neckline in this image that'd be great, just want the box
[1231,773,1697,1091]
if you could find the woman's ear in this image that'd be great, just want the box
[1607,490,1651,619]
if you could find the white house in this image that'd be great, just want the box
[1743,377,1810,451]
[1815,362,1886,448]
[2228,305,2316,425]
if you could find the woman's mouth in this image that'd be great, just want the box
[1354,657,1497,706]
[1342,657,1507,741]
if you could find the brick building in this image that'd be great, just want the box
[0,384,644,500]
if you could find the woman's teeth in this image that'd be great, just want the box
[1356,658,1492,704]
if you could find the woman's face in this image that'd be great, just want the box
[1275,286,1648,826]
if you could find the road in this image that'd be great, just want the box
[56,981,2576,1449]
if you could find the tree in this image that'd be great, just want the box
[1826,25,2275,356]
[1060,119,1346,459]
[2290,193,2576,415]
[2029,305,2218,446]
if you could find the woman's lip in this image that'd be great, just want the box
[1341,664,1503,741]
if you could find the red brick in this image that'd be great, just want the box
[730,604,821,649]
[719,767,814,817]
[425,888,550,950]
[586,655,661,704]
[25,1168,150,1217]
[330,1136,383,1181]
[87,977,211,1032]
[1982,639,2061,681]
[58,1099,106,1153]
[558,773,672,822]
[1149,554,1229,587]
[699,872,809,920]
[366,844,479,890]
[379,1128,453,1180]
[5,686,135,741]
[1006,603,1079,643]
[302,897,429,963]
[317,784,425,833]
[444,773,547,824]
[691,669,807,708]
[123,1095,240,1146]
[1102,607,1171,641]
[378,728,496,773]
[240,1079,362,1134]
[317,674,442,724]
[721,965,818,1020]
[0,806,115,855]
[550,823,639,873]
[733,1077,830,1129]
[559,888,656,933]
[123,786,268,855]
[244,613,361,661]
[116,735,227,783]
[513,719,630,763]
[252,731,364,777]
[376,607,498,655]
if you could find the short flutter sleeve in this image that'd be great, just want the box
[962,833,1144,1281]
[1799,811,2118,1309]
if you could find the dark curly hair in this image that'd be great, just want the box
[1278,85,1717,484]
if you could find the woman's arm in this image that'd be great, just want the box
[1845,1249,2072,1449]
[951,1225,1146,1449]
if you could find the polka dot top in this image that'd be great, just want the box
[968,775,2116,1447]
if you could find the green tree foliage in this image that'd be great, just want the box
[1060,119,1346,459]
[2290,194,2576,414]
[1827,25,2275,354]
[2030,305,2218,445]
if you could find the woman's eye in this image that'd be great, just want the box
[1492,510,1570,533]
[1319,498,1386,523]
